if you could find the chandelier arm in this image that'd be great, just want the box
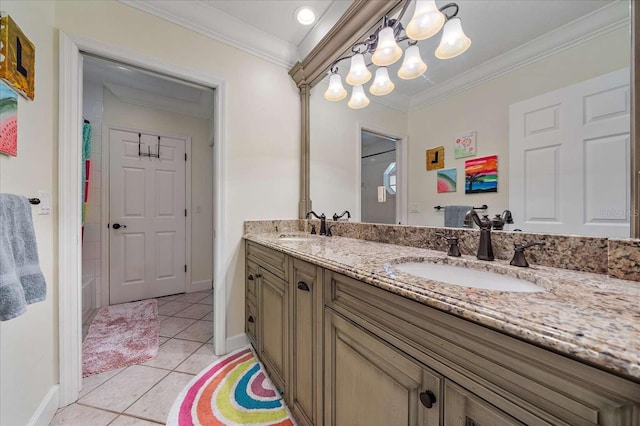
[392,0,414,32]
[439,3,460,20]
[329,53,356,73]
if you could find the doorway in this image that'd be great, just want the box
[360,130,400,224]
[60,32,227,406]
[81,54,214,311]
[108,129,189,304]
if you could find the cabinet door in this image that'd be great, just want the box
[444,380,524,426]
[246,260,258,306]
[289,258,323,426]
[324,310,442,426]
[259,267,288,394]
[246,300,258,348]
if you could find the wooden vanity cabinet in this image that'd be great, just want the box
[325,270,640,426]
[246,241,640,426]
[245,242,289,395]
[245,241,323,421]
[289,258,324,426]
[325,310,442,425]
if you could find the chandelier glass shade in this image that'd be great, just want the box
[348,85,370,109]
[326,0,471,109]
[435,17,471,59]
[371,27,404,66]
[324,73,348,101]
[370,67,395,96]
[397,44,428,80]
[406,0,445,40]
[345,53,372,86]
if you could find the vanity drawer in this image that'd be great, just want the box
[246,260,258,305]
[246,241,288,281]
[246,299,258,349]
[324,270,640,426]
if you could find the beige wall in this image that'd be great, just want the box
[3,0,302,421]
[0,2,58,425]
[55,0,301,343]
[407,27,631,227]
[103,87,214,287]
[310,85,408,220]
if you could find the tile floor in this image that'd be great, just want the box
[51,290,218,425]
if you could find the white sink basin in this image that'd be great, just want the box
[394,262,545,292]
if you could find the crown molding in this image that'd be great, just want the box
[104,82,214,119]
[408,1,630,112]
[119,0,299,69]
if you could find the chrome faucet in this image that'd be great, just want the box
[463,210,494,261]
[332,210,351,222]
[306,211,327,235]
[491,210,514,230]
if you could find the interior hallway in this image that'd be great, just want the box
[51,290,215,425]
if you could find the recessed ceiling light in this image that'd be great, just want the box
[295,6,316,26]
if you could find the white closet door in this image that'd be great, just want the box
[509,68,630,237]
[109,129,187,304]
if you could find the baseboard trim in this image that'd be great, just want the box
[28,385,59,426]
[225,333,249,353]
[189,279,213,293]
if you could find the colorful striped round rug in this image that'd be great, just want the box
[167,347,296,426]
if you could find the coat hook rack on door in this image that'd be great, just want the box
[138,133,160,158]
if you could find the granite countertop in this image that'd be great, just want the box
[244,232,640,382]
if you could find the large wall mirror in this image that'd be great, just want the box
[292,0,639,239]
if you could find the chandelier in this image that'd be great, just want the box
[324,0,471,109]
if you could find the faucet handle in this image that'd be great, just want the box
[436,233,461,257]
[510,241,546,267]
[310,224,316,235]
[514,241,546,251]
[327,225,335,237]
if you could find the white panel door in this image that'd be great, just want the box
[109,129,187,304]
[509,68,630,237]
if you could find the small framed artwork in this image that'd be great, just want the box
[0,81,18,156]
[426,146,444,170]
[0,14,36,100]
[454,131,476,159]
[465,155,497,194]
[437,168,457,193]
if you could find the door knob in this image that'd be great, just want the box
[419,390,437,409]
[112,223,127,229]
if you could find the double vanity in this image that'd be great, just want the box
[244,221,640,426]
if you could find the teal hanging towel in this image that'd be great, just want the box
[82,121,92,240]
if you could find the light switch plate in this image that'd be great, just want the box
[37,191,50,215]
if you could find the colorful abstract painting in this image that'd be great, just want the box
[454,131,476,159]
[465,155,497,194]
[0,14,36,100]
[0,80,18,156]
[437,168,457,193]
[426,146,445,170]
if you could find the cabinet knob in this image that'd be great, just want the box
[248,274,254,281]
[297,281,310,292]
[248,315,255,323]
[255,273,262,278]
[419,390,437,409]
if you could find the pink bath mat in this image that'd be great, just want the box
[82,299,160,377]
